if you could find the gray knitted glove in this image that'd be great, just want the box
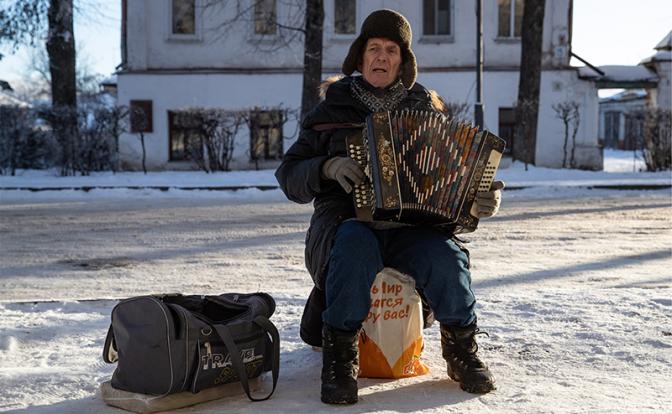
[474,180,505,218]
[321,156,365,193]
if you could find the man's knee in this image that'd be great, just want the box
[332,221,379,258]
[407,239,469,281]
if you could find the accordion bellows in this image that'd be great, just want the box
[346,110,506,233]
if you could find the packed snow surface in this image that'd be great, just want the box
[0,151,670,413]
[0,150,669,191]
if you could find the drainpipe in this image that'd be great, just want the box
[475,0,484,129]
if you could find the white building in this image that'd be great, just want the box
[599,90,648,150]
[595,31,671,151]
[117,0,603,171]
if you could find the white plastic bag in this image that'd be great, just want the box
[358,268,429,378]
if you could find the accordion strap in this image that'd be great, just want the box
[311,122,364,131]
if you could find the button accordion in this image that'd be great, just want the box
[346,110,506,233]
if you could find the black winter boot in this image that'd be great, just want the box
[440,323,496,394]
[321,325,359,404]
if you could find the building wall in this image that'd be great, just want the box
[118,67,601,171]
[119,0,600,171]
[652,59,672,110]
[117,72,302,170]
[124,0,572,72]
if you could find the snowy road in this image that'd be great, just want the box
[1,188,671,413]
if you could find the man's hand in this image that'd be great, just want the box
[321,156,365,193]
[474,180,505,218]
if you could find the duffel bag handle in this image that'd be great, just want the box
[213,315,280,402]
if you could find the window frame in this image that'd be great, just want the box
[333,0,357,37]
[165,0,203,42]
[498,107,516,155]
[129,100,154,133]
[249,109,284,161]
[604,110,621,148]
[252,0,278,37]
[167,110,205,162]
[496,0,524,41]
[419,0,454,44]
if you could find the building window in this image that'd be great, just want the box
[497,0,523,38]
[624,113,643,150]
[334,0,356,34]
[604,111,621,148]
[168,111,202,161]
[249,109,283,160]
[423,0,451,36]
[130,100,153,133]
[498,107,516,155]
[172,0,195,35]
[254,0,277,35]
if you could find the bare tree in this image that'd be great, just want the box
[1,0,78,175]
[300,0,323,121]
[177,108,247,172]
[129,106,148,174]
[99,105,129,173]
[18,43,104,102]
[552,101,580,168]
[0,106,36,175]
[202,1,323,120]
[640,108,671,171]
[513,0,545,167]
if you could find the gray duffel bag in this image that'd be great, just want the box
[103,292,279,401]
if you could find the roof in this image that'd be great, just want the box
[599,89,647,104]
[0,90,32,108]
[640,50,672,65]
[0,80,13,92]
[100,74,118,86]
[655,30,672,51]
[578,65,658,88]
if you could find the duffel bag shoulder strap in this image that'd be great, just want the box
[212,316,280,402]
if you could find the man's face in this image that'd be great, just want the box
[359,37,402,88]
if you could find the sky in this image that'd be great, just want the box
[0,0,670,90]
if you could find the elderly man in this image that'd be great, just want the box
[275,9,503,405]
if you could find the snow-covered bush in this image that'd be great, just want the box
[173,108,247,173]
[35,104,129,175]
[641,108,671,171]
[0,105,57,175]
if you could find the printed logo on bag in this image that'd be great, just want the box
[214,359,264,385]
[201,347,262,370]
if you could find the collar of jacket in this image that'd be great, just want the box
[301,76,429,129]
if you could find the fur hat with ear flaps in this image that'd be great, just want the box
[341,9,417,89]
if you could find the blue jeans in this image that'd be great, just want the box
[322,220,476,331]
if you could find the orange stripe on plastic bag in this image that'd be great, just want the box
[359,331,429,378]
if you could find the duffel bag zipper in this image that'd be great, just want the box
[176,306,191,392]
[146,296,175,397]
[202,296,252,322]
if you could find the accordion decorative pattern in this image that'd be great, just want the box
[346,110,506,233]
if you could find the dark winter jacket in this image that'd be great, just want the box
[276,76,437,286]
[275,76,440,345]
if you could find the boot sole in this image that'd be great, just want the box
[448,372,497,394]
[321,395,358,405]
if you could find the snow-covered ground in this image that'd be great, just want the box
[0,151,671,413]
[0,149,669,192]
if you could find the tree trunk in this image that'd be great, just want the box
[300,0,324,123]
[46,0,78,175]
[140,132,147,174]
[513,0,545,165]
